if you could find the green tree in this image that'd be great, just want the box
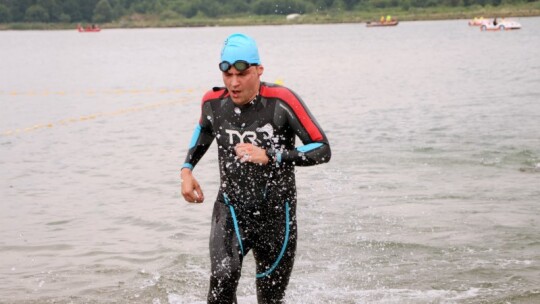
[225,0,250,13]
[62,0,82,21]
[199,0,220,17]
[0,4,11,22]
[37,0,62,21]
[79,0,100,21]
[369,0,390,8]
[400,0,411,9]
[253,0,311,14]
[252,0,278,14]
[93,0,113,22]
[59,13,71,22]
[315,0,335,10]
[171,0,200,18]
[112,1,126,19]
[411,0,428,7]
[342,0,360,9]
[160,9,180,20]
[330,0,346,10]
[25,4,49,22]
[7,0,33,22]
[2,0,539,24]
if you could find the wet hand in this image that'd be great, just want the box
[180,169,205,203]
[234,143,269,165]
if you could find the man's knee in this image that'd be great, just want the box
[256,271,291,303]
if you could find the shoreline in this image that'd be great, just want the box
[1,4,539,31]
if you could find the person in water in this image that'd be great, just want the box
[180,33,331,303]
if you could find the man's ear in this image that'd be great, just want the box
[257,65,264,76]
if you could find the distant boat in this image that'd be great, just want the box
[366,20,399,27]
[480,19,522,31]
[77,24,101,32]
[468,17,488,26]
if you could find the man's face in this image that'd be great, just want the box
[222,65,264,105]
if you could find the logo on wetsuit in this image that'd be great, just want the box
[225,123,274,144]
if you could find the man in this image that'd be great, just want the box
[180,33,331,303]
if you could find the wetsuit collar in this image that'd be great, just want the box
[234,94,259,109]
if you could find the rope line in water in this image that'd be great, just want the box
[1,98,190,137]
[1,82,283,137]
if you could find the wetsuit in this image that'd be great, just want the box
[183,82,331,303]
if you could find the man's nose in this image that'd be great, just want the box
[230,75,240,87]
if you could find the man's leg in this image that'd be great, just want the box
[253,207,297,303]
[254,244,296,303]
[208,202,244,304]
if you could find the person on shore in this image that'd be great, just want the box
[180,33,331,303]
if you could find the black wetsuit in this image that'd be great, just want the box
[183,82,331,303]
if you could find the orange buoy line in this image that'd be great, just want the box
[0,88,196,97]
[1,98,191,137]
[0,82,281,136]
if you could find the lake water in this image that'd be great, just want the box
[1,18,539,304]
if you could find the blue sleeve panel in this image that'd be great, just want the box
[183,119,215,171]
[296,142,323,153]
[189,124,202,149]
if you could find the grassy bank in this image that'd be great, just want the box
[1,3,539,30]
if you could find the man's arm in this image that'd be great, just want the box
[180,100,215,203]
[274,90,331,166]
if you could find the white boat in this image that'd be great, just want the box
[480,19,521,31]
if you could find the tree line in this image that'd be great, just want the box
[0,0,537,23]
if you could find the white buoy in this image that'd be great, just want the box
[286,14,301,21]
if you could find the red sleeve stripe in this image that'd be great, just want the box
[202,88,227,104]
[261,86,323,141]
[199,88,228,124]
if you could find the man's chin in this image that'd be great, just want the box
[231,96,248,105]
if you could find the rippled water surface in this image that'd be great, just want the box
[1,18,539,303]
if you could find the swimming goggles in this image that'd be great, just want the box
[219,60,258,72]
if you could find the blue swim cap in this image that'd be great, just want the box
[220,33,260,64]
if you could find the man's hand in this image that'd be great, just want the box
[181,168,205,203]
[234,143,270,164]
